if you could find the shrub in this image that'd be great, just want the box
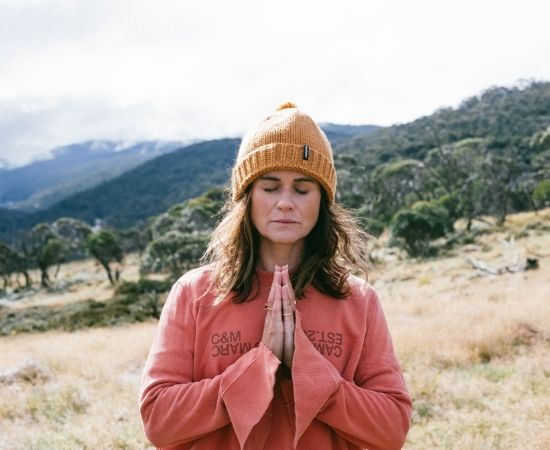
[391,201,454,257]
[533,179,550,208]
[115,278,173,296]
[435,193,462,222]
[0,289,170,335]
[141,230,210,276]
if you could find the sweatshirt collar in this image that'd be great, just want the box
[254,267,297,286]
[255,268,275,286]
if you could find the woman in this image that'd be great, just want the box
[139,103,412,450]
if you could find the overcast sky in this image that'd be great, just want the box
[1,0,549,168]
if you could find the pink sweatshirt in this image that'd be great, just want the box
[139,265,411,450]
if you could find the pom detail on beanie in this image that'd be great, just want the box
[276,101,297,111]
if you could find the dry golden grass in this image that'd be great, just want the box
[1,208,549,449]
[0,323,156,450]
[373,208,550,449]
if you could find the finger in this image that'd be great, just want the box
[283,265,296,312]
[282,264,289,284]
[266,265,279,311]
[262,278,282,359]
[262,309,270,336]
[282,285,295,322]
[283,265,295,290]
[263,283,275,332]
[282,285,295,369]
[263,266,280,341]
[272,283,282,317]
[275,265,282,287]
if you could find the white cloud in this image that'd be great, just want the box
[0,0,549,167]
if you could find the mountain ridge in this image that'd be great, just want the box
[0,140,192,211]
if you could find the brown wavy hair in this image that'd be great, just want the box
[202,187,371,303]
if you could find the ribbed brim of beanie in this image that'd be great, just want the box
[231,102,337,203]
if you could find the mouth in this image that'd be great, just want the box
[273,220,298,224]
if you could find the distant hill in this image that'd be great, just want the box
[16,138,242,231]
[0,207,32,246]
[0,124,375,214]
[319,123,379,143]
[332,81,550,225]
[334,81,550,168]
[0,140,190,211]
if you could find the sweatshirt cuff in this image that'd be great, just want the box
[292,310,342,447]
[220,343,280,449]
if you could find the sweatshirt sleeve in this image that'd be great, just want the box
[292,287,412,450]
[139,280,281,449]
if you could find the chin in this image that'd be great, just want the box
[264,233,306,246]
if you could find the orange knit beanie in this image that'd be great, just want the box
[231,102,337,203]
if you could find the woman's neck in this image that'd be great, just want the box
[256,240,304,272]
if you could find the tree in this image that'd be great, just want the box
[142,230,210,277]
[141,189,224,276]
[36,238,66,287]
[117,226,151,254]
[354,207,386,238]
[10,249,32,288]
[51,217,92,259]
[371,159,426,222]
[391,201,453,257]
[530,127,550,155]
[0,242,16,289]
[424,139,487,230]
[149,188,225,240]
[533,179,550,208]
[480,145,528,225]
[25,223,67,287]
[86,230,124,284]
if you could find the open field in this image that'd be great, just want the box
[0,252,142,310]
[1,209,549,449]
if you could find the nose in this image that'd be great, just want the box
[276,190,294,211]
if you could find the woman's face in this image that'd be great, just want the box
[250,170,322,248]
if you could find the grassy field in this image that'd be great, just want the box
[1,209,549,449]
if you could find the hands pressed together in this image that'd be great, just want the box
[261,265,296,369]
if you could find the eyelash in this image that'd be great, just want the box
[263,187,308,195]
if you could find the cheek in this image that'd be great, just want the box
[250,190,267,229]
[303,195,321,227]
[309,207,320,228]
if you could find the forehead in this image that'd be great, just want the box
[256,170,316,182]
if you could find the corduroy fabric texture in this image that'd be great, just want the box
[231,103,337,203]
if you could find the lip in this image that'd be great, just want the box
[272,219,298,224]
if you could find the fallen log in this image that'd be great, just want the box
[464,255,539,275]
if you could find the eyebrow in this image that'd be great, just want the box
[258,175,316,183]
